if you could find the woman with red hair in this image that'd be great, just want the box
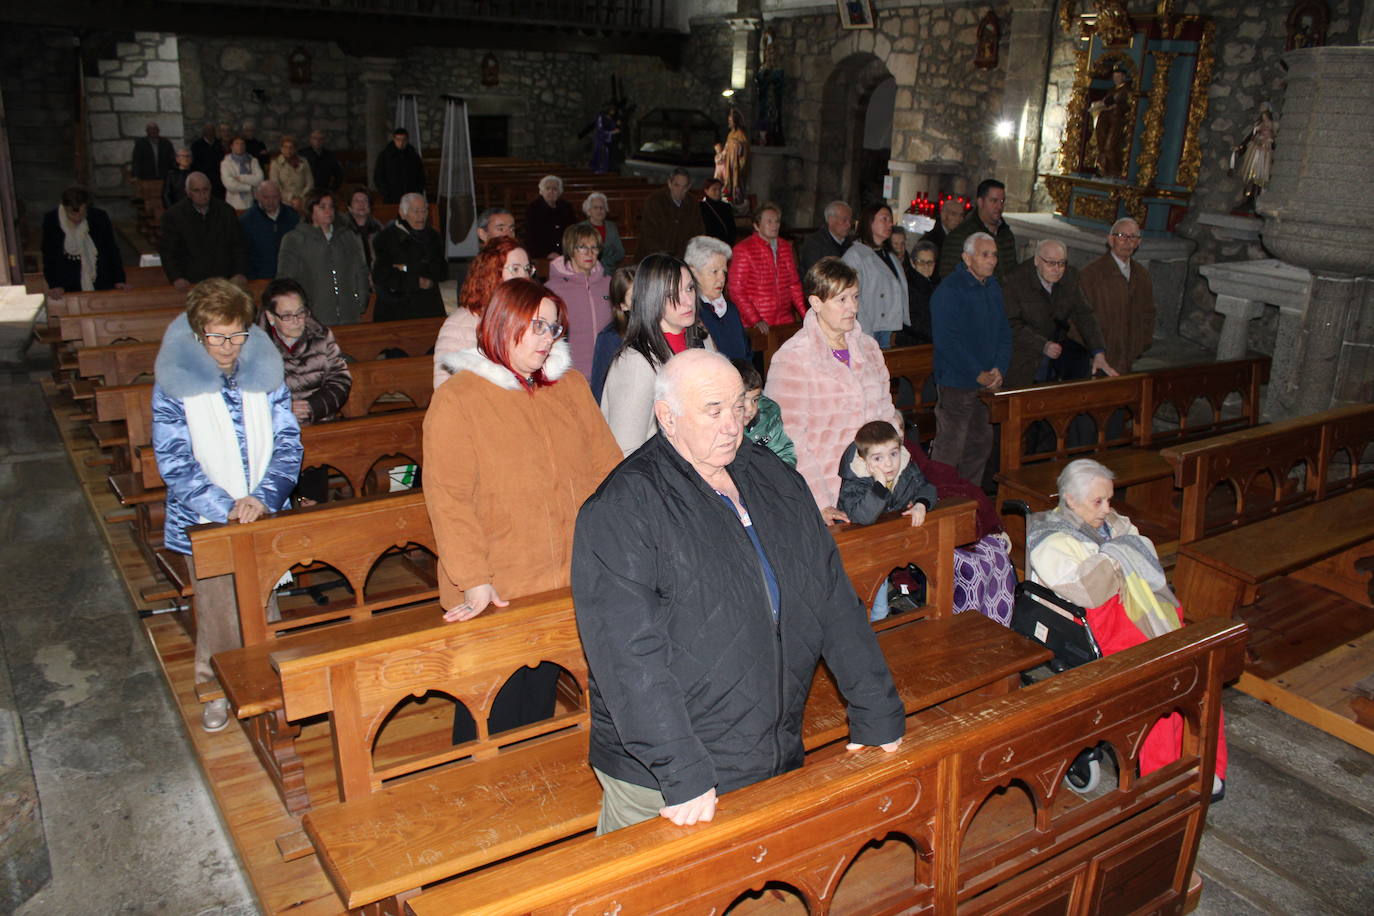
[431,236,535,387]
[425,278,622,740]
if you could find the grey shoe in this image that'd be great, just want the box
[201,698,230,732]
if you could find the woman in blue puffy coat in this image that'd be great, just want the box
[151,278,302,732]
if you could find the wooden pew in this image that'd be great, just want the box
[986,356,1270,548]
[291,592,1051,912]
[1161,403,1374,618]
[47,278,271,327]
[408,617,1243,916]
[337,355,435,418]
[73,315,444,389]
[746,322,801,375]
[883,344,936,442]
[59,305,184,349]
[208,500,1042,817]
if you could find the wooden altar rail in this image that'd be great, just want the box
[408,617,1245,916]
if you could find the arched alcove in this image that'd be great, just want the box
[816,53,895,222]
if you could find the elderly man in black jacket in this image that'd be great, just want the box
[372,193,447,321]
[572,349,904,834]
[158,172,247,290]
[1002,239,1117,388]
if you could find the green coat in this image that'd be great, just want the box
[747,394,796,467]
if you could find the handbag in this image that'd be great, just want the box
[1009,580,1101,672]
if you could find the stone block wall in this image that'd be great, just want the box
[0,27,80,231]
[1031,0,1362,353]
[178,37,356,152]
[84,32,184,195]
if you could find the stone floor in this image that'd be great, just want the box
[0,346,1370,914]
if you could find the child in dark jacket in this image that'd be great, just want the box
[734,359,796,467]
[837,420,938,620]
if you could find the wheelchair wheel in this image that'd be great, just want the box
[1065,749,1101,794]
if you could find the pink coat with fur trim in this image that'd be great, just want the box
[763,309,902,509]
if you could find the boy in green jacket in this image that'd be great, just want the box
[734,359,796,467]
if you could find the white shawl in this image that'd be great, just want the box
[182,388,275,522]
[59,206,98,292]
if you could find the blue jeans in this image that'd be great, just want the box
[870,581,891,622]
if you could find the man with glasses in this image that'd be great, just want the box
[159,171,248,290]
[372,192,448,321]
[1002,239,1115,388]
[1079,217,1155,374]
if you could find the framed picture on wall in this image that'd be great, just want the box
[837,0,876,30]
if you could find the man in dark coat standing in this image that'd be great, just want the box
[301,129,343,192]
[572,349,904,834]
[636,169,705,260]
[131,122,176,181]
[158,172,247,289]
[938,179,1017,283]
[374,127,425,204]
[796,200,854,279]
[1002,239,1117,388]
[371,193,447,321]
[239,181,300,280]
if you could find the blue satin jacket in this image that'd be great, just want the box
[152,375,302,555]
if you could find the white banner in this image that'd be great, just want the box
[438,96,478,259]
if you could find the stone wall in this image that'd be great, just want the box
[0,27,80,230]
[85,32,184,195]
[178,37,357,152]
[1031,0,1363,353]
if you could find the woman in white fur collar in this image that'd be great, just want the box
[151,278,303,732]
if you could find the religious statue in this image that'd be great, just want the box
[974,11,1000,70]
[722,107,750,210]
[1285,2,1329,50]
[589,104,620,175]
[288,47,312,85]
[481,53,499,88]
[1088,64,1132,179]
[1095,0,1134,47]
[1231,102,1277,207]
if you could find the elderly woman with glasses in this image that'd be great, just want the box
[432,236,534,388]
[581,191,624,272]
[152,278,302,732]
[426,278,621,741]
[544,223,611,378]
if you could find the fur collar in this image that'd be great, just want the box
[842,437,910,481]
[154,313,284,398]
[436,338,572,390]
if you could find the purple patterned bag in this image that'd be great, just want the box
[951,533,1016,626]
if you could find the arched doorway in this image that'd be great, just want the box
[815,53,894,223]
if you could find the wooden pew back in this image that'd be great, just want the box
[276,589,588,801]
[49,278,270,326]
[338,355,435,418]
[985,374,1146,474]
[139,406,425,490]
[74,316,444,389]
[884,344,937,441]
[747,322,801,375]
[191,490,436,647]
[94,383,154,449]
[1140,355,1270,448]
[409,618,1244,915]
[1163,403,1374,544]
[833,499,975,623]
[59,306,181,348]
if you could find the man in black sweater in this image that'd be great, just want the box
[373,127,425,204]
[158,172,247,289]
[302,129,344,192]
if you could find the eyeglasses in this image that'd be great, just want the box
[202,331,251,347]
[572,244,601,253]
[529,317,564,338]
[505,263,537,277]
[274,309,308,322]
[1037,257,1068,268]
[1110,232,1142,241]
[915,258,937,266]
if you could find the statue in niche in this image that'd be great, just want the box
[288,47,312,85]
[754,27,786,146]
[1230,102,1277,208]
[589,103,619,174]
[1088,63,1132,179]
[1286,1,1329,50]
[481,53,499,87]
[722,107,750,209]
[1095,0,1134,48]
[974,11,1000,70]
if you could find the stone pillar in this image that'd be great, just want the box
[361,58,397,186]
[999,0,1056,210]
[1212,295,1265,360]
[1257,46,1374,415]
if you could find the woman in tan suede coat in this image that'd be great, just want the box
[424,277,622,740]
